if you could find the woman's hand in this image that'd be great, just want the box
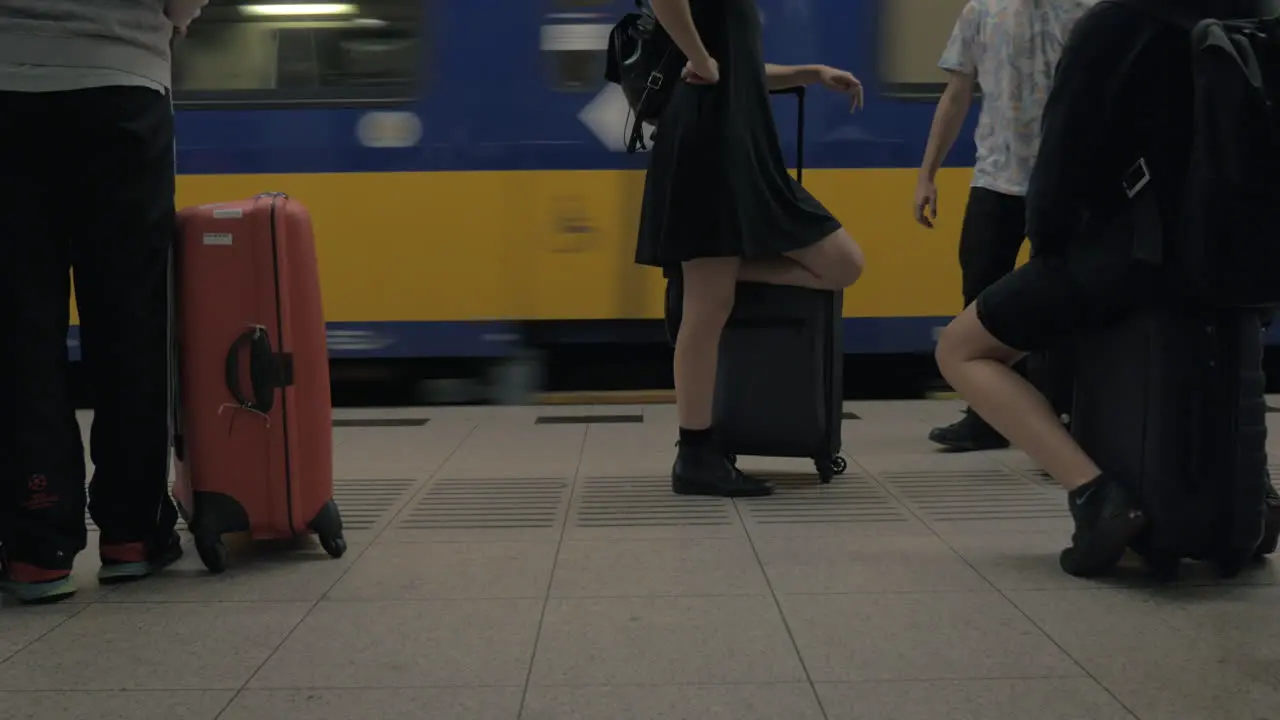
[682,56,720,85]
[816,66,864,111]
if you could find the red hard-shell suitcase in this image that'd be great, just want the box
[171,193,345,573]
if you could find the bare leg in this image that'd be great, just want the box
[674,257,738,429]
[737,228,865,291]
[671,257,771,497]
[935,304,1099,491]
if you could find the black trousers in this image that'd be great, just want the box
[958,186,1028,307]
[0,86,177,568]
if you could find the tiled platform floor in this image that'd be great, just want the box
[3,399,1280,720]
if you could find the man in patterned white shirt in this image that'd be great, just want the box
[914,0,1095,452]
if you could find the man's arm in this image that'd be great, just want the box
[919,2,978,184]
[764,64,821,90]
[1026,5,1129,254]
[919,72,976,185]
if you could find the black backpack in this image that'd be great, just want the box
[604,0,686,153]
[1112,0,1280,308]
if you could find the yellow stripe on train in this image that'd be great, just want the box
[73,167,1027,325]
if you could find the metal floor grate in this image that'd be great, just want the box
[334,418,430,428]
[573,476,734,527]
[738,473,909,525]
[535,414,644,425]
[399,477,569,529]
[878,469,1068,521]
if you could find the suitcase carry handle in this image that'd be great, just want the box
[225,327,294,415]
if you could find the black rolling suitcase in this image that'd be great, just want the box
[665,86,847,482]
[1026,348,1074,429]
[1071,305,1280,578]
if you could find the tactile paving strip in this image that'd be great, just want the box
[83,478,415,534]
[398,477,570,529]
[738,471,910,525]
[876,468,1068,521]
[334,418,431,428]
[535,414,644,425]
[573,476,735,527]
[331,478,418,530]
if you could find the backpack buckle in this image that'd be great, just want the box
[1122,158,1151,199]
[646,71,664,90]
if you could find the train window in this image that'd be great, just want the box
[542,0,612,92]
[173,0,421,106]
[878,0,970,99]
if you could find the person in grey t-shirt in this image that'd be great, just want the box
[0,0,207,605]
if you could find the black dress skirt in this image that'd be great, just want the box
[634,0,843,269]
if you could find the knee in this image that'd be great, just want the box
[827,238,866,289]
[934,320,965,379]
[934,310,987,378]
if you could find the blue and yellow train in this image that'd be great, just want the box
[73,0,1001,359]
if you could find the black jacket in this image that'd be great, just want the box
[1025,0,1267,255]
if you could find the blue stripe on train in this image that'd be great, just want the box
[69,316,1278,361]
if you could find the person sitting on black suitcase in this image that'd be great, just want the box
[934,0,1218,577]
[0,0,207,605]
[636,0,866,498]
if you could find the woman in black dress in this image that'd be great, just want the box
[638,0,867,498]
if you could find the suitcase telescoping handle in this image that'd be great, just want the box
[769,85,806,183]
[224,326,294,415]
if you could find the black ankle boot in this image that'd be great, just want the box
[672,440,773,498]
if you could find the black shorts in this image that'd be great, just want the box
[975,243,1158,353]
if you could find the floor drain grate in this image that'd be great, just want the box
[400,478,569,529]
[535,414,643,425]
[574,477,734,527]
[738,473,909,524]
[878,469,1068,521]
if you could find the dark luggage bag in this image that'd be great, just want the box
[664,86,847,482]
[1071,305,1280,578]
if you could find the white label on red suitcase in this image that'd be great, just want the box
[202,232,232,246]
[212,208,243,219]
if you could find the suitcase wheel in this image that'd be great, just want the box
[1256,503,1280,559]
[310,499,348,559]
[815,456,847,484]
[319,533,348,559]
[1140,552,1180,582]
[195,535,229,574]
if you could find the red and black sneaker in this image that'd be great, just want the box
[0,545,76,604]
[97,532,184,584]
